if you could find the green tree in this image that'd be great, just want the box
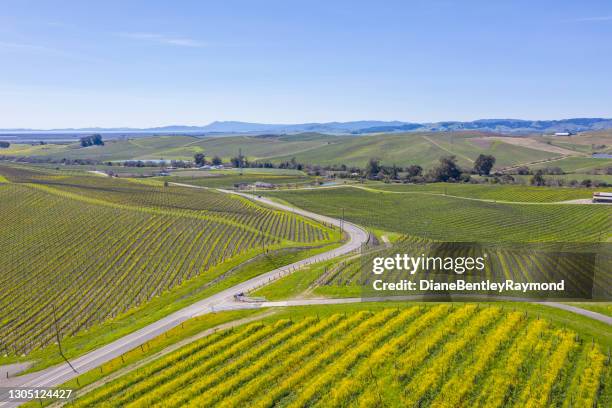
[194,153,206,166]
[430,155,461,182]
[473,154,496,175]
[365,158,381,179]
[212,155,223,165]
[530,170,545,186]
[405,165,423,180]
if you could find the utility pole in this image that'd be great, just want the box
[340,207,345,234]
[52,306,78,374]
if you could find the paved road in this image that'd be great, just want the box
[2,184,609,406]
[0,189,368,407]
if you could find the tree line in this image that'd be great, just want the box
[361,154,496,183]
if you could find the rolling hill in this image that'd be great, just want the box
[2,131,593,170]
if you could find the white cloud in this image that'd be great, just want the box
[570,16,612,22]
[117,32,206,48]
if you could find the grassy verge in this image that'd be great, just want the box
[250,257,338,300]
[564,302,612,318]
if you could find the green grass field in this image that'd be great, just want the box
[0,163,335,356]
[527,156,612,173]
[363,182,611,202]
[67,304,610,408]
[265,186,612,243]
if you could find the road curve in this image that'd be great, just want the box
[0,187,368,406]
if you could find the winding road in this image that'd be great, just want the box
[0,189,368,407]
[1,184,609,407]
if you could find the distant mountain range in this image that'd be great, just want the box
[2,118,612,135]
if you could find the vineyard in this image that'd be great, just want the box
[315,236,612,300]
[0,164,334,355]
[70,305,610,407]
[265,187,612,242]
[169,173,315,190]
[365,183,612,203]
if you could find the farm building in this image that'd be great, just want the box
[592,153,612,159]
[553,132,573,136]
[593,192,612,203]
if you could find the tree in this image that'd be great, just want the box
[91,134,104,146]
[430,155,461,182]
[516,166,530,175]
[231,154,246,168]
[390,164,399,180]
[80,134,104,147]
[0,141,9,148]
[365,158,381,179]
[405,165,423,179]
[194,153,206,166]
[212,155,222,165]
[473,154,496,175]
[530,170,545,186]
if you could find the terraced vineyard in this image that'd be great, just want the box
[366,183,612,203]
[266,187,612,242]
[70,306,609,407]
[0,164,334,355]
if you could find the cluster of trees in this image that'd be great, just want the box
[193,153,222,166]
[361,156,470,183]
[80,134,104,147]
[511,166,563,176]
[278,157,304,171]
[361,154,496,183]
[224,155,306,171]
[529,170,610,187]
[122,160,191,168]
[0,141,10,148]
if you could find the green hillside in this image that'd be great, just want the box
[1,133,340,162]
[0,163,334,355]
[265,186,611,242]
[528,156,612,173]
[2,132,569,170]
[264,132,563,169]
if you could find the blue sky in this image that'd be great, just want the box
[1,0,612,128]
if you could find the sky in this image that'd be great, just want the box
[1,0,612,128]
